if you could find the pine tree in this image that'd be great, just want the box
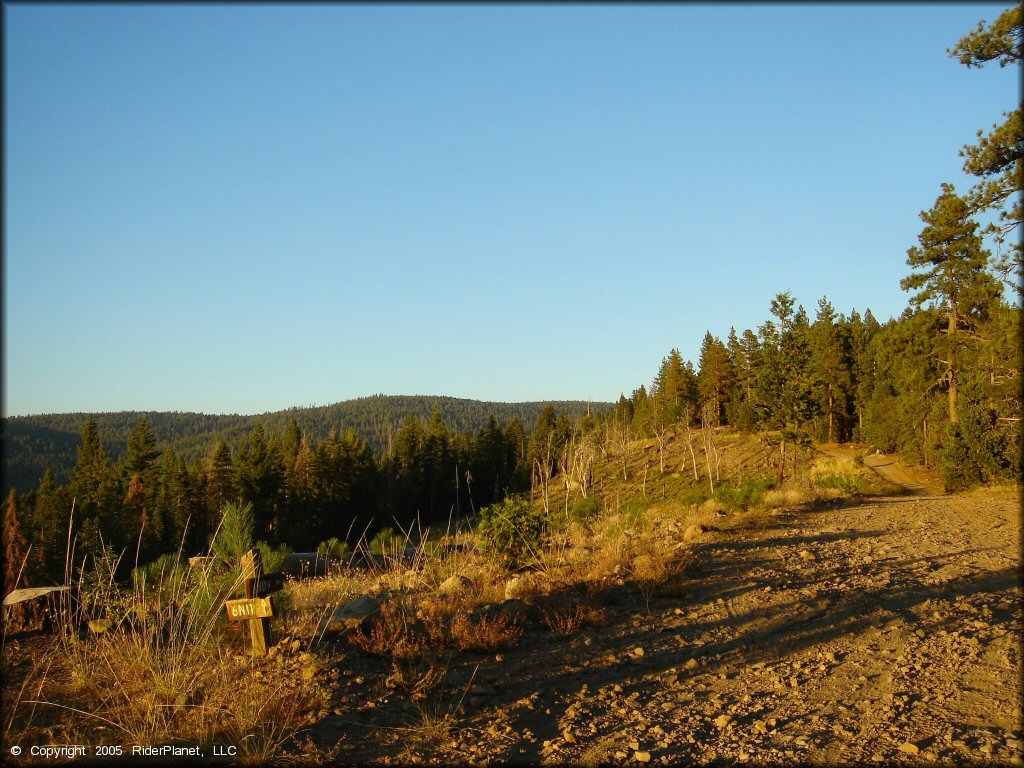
[119,418,163,560]
[698,332,733,427]
[70,416,120,543]
[901,184,1000,424]
[3,490,29,593]
[33,468,72,581]
[811,298,854,443]
[205,440,236,520]
[123,418,160,477]
[754,292,817,481]
[949,6,1022,281]
[235,425,285,542]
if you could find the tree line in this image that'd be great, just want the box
[1,395,601,495]
[4,405,591,588]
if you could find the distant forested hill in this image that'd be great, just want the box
[2,395,609,494]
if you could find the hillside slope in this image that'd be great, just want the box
[2,395,609,494]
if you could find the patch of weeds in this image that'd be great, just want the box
[541,601,588,638]
[679,488,710,507]
[449,611,523,653]
[714,477,775,511]
[349,600,427,662]
[815,473,868,494]
[570,497,601,525]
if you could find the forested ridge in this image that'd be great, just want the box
[1,7,1019,595]
[1,395,604,494]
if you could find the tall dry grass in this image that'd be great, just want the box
[4,516,326,762]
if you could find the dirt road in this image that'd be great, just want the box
[311,482,1023,765]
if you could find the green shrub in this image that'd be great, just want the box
[714,478,775,510]
[316,537,350,560]
[814,473,868,495]
[255,541,290,574]
[942,401,1011,492]
[570,497,601,524]
[476,496,545,568]
[369,527,405,558]
[679,488,710,507]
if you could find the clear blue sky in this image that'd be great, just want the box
[4,4,1017,417]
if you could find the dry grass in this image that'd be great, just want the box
[1,528,335,763]
[347,597,450,701]
[541,601,588,637]
[448,611,523,653]
[763,484,813,509]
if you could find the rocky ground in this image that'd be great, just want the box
[298,458,1022,765]
[3,453,1020,766]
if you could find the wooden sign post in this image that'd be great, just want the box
[225,549,285,656]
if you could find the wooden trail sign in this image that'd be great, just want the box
[253,571,285,597]
[225,597,274,620]
[237,550,275,655]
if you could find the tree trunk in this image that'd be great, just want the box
[948,304,958,424]
[827,387,834,443]
[777,436,786,486]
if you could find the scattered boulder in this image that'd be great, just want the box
[317,594,382,636]
[504,574,539,601]
[439,574,473,597]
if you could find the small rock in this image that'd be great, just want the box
[799,550,816,561]
[684,658,699,670]
[898,742,920,755]
[318,594,381,635]
[504,575,532,600]
[632,646,645,657]
[301,664,317,681]
[439,574,473,597]
[634,751,651,763]
[715,715,733,729]
[563,730,576,744]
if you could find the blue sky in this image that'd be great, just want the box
[4,4,1018,416]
